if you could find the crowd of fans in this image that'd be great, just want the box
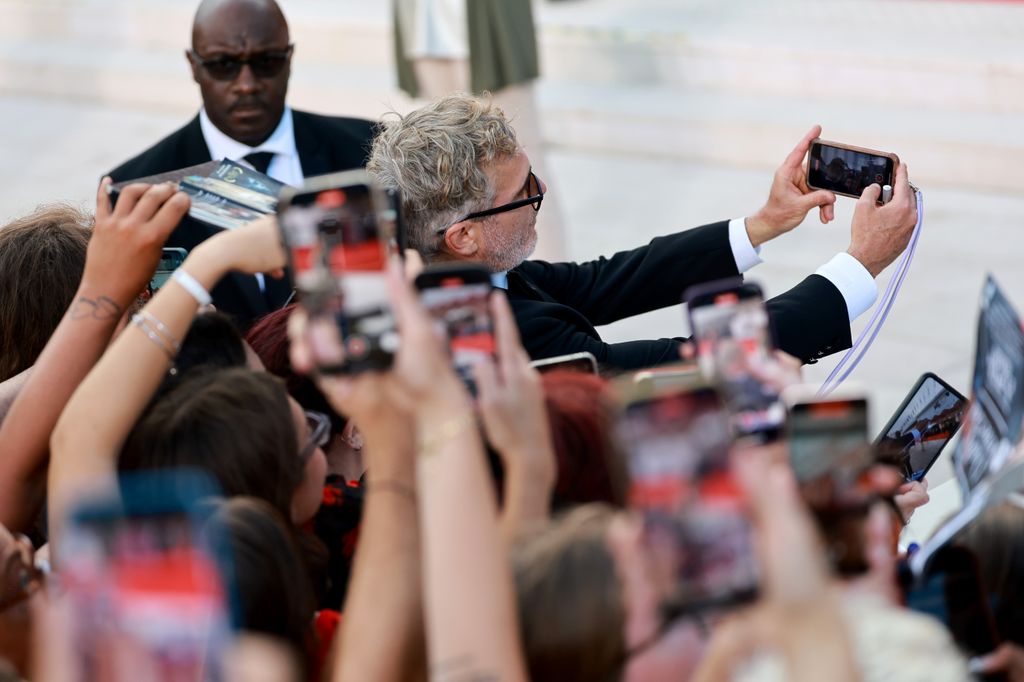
[1,1,1021,681]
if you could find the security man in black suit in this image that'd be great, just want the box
[108,0,377,326]
[368,94,918,371]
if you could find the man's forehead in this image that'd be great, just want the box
[192,0,288,51]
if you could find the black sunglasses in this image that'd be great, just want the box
[190,44,294,81]
[441,169,544,232]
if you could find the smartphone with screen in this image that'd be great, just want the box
[149,247,188,295]
[685,278,784,443]
[278,170,399,374]
[619,386,758,615]
[786,386,877,574]
[415,264,495,393]
[59,470,233,680]
[384,187,407,254]
[875,373,968,482]
[807,139,899,201]
[785,386,872,507]
[530,351,599,375]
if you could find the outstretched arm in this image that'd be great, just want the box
[0,180,188,532]
[48,215,286,555]
[293,341,426,681]
[475,294,557,543]
[392,271,528,681]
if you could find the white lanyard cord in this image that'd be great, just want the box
[818,189,924,396]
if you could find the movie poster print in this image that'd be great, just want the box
[953,276,1024,494]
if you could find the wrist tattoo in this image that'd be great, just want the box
[70,295,123,321]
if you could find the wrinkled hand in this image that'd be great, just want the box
[475,293,556,484]
[745,125,837,247]
[83,178,190,308]
[894,479,929,523]
[847,162,917,277]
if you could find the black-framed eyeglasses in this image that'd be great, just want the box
[299,410,331,462]
[441,169,544,233]
[189,44,294,81]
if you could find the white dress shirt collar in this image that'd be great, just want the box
[491,271,509,290]
[198,107,303,185]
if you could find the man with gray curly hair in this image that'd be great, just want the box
[369,93,918,370]
[369,94,530,270]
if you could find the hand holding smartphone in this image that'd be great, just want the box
[874,373,968,482]
[685,278,785,443]
[619,387,759,615]
[415,264,495,393]
[785,386,876,575]
[278,170,399,374]
[807,139,899,202]
[59,471,233,680]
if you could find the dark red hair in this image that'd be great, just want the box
[542,371,627,510]
[245,304,347,433]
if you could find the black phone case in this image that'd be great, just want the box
[873,372,968,481]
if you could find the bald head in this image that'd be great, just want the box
[192,0,288,50]
[187,0,292,146]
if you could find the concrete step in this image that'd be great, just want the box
[5,0,1024,113]
[3,0,1023,192]
[536,0,1024,113]
[538,81,1024,193]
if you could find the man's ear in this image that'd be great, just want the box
[185,49,201,84]
[443,221,480,258]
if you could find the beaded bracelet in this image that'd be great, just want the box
[131,312,180,360]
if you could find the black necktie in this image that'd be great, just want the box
[243,151,275,174]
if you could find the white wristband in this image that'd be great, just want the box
[171,269,212,306]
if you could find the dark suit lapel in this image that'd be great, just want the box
[507,268,557,304]
[235,273,270,318]
[293,112,330,179]
[263,269,295,310]
[183,115,215,166]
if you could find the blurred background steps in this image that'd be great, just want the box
[3,0,1024,192]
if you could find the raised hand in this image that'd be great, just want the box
[288,262,465,418]
[474,292,555,478]
[83,178,190,310]
[847,162,918,277]
[745,125,838,247]
[894,478,929,523]
[475,293,557,536]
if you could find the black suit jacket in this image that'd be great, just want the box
[507,221,852,370]
[108,111,378,328]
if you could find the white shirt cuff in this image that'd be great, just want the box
[815,252,878,322]
[728,217,763,274]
